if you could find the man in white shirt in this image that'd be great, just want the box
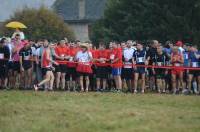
[121,40,135,92]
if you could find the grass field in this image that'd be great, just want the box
[0,91,200,132]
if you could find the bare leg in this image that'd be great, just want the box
[79,76,84,91]
[172,74,177,93]
[126,79,132,91]
[61,73,66,90]
[49,71,55,90]
[141,74,145,93]
[26,68,32,88]
[85,76,90,92]
[188,74,193,92]
[56,72,61,89]
[96,78,101,90]
[134,73,139,93]
[102,79,107,90]
[179,72,184,91]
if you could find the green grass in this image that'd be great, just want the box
[0,91,200,132]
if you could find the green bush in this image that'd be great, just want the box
[91,0,200,45]
[0,6,75,41]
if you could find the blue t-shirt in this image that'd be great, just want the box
[183,51,189,66]
[189,51,200,67]
[163,48,171,55]
[133,49,147,65]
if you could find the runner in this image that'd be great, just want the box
[66,42,78,91]
[188,45,200,94]
[54,40,69,90]
[19,40,33,89]
[109,42,123,92]
[152,45,169,93]
[0,38,10,88]
[94,42,110,92]
[171,46,184,94]
[4,38,13,89]
[122,40,135,92]
[133,42,148,93]
[34,40,59,91]
[12,34,24,88]
[147,40,159,91]
[75,43,93,92]
[182,43,190,93]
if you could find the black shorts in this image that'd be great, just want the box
[134,67,145,74]
[42,67,52,76]
[7,61,13,70]
[55,64,67,73]
[122,68,133,80]
[13,61,20,72]
[0,65,8,79]
[155,69,165,79]
[148,68,154,76]
[96,67,109,79]
[22,61,32,70]
[67,67,77,81]
[77,72,91,77]
[189,70,200,77]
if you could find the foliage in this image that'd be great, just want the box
[91,0,200,45]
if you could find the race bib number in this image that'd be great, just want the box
[137,57,144,63]
[192,62,198,67]
[184,54,188,59]
[0,53,4,59]
[24,55,30,60]
[100,58,106,63]
[69,57,73,62]
[174,63,180,66]
[110,54,115,60]
[124,62,132,68]
[157,62,162,66]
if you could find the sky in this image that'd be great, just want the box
[0,0,56,22]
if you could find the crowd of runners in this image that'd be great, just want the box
[0,33,200,95]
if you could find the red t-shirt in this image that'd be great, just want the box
[95,49,110,67]
[67,47,78,68]
[109,48,122,68]
[55,45,69,64]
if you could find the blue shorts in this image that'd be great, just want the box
[134,67,146,74]
[112,68,122,76]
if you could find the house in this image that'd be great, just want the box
[54,0,107,41]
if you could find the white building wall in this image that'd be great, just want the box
[68,23,89,42]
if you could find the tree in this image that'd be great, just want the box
[91,0,200,45]
[0,7,75,41]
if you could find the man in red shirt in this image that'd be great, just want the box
[54,40,69,90]
[66,42,78,91]
[94,42,110,91]
[109,42,122,92]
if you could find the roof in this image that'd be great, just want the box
[54,0,107,22]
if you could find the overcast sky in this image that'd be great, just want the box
[0,0,56,22]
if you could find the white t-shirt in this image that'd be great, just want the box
[76,51,92,63]
[123,48,135,60]
[178,47,185,54]
[6,43,14,61]
[12,31,25,40]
